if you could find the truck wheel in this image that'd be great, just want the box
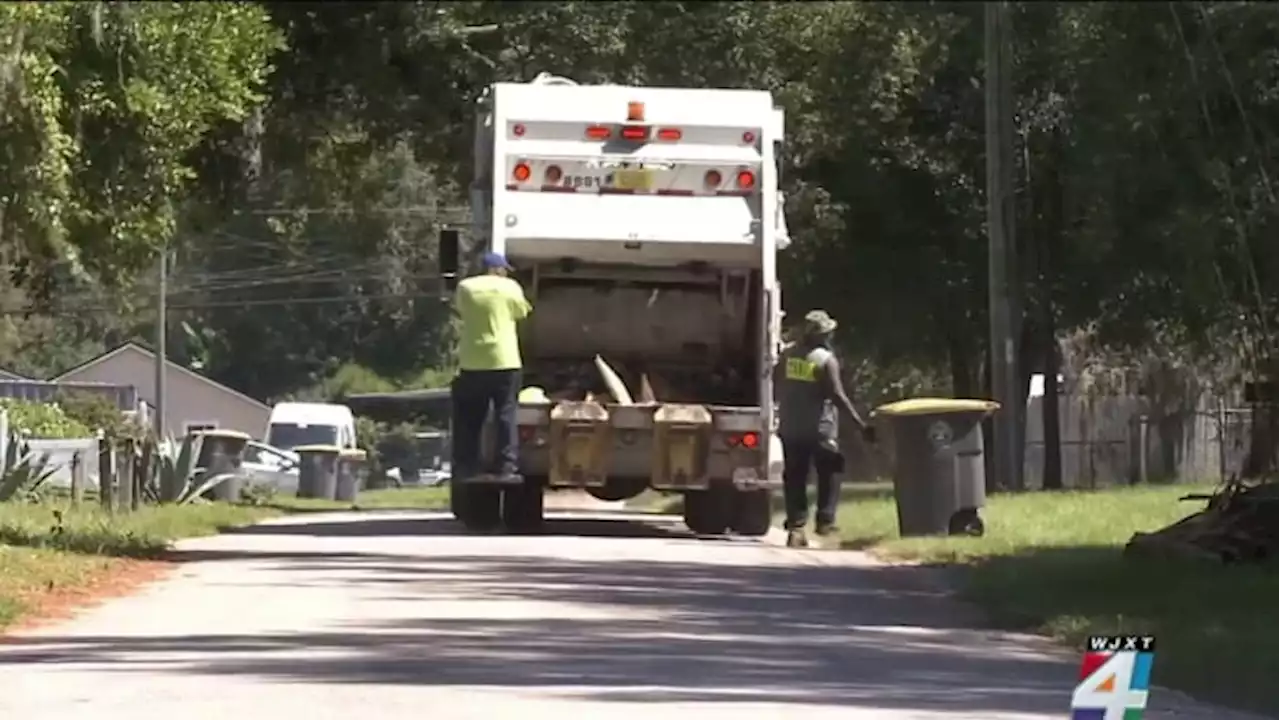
[502,479,545,534]
[683,487,731,536]
[730,489,772,537]
[456,484,502,532]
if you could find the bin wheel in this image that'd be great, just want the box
[729,489,772,537]
[683,486,732,536]
[455,483,502,532]
[949,508,985,537]
[503,477,545,534]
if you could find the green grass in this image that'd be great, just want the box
[835,482,1278,714]
[0,499,281,630]
[259,485,451,512]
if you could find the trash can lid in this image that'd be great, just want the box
[192,429,251,440]
[872,397,1001,417]
[518,386,551,404]
[293,444,343,454]
[339,448,368,460]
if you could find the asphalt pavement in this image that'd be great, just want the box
[0,507,1265,720]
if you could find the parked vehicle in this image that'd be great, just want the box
[264,402,357,451]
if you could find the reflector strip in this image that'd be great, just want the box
[656,189,695,196]
[599,187,637,195]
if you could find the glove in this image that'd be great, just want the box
[860,424,878,444]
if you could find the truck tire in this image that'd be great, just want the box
[455,484,502,532]
[730,489,773,537]
[683,486,732,536]
[502,479,545,534]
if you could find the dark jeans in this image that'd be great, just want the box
[781,437,844,530]
[452,369,521,478]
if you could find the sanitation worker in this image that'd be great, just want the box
[452,252,532,483]
[776,309,875,548]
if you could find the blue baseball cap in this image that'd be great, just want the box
[482,252,512,270]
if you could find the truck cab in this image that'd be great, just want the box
[443,73,789,536]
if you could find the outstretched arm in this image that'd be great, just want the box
[821,355,869,433]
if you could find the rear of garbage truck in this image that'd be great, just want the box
[441,73,790,535]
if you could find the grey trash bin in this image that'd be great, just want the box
[335,449,367,502]
[871,398,1001,538]
[295,444,341,499]
[194,430,251,502]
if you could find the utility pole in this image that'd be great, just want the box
[154,248,167,439]
[985,1,1020,491]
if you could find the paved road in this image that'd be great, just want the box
[0,509,1263,720]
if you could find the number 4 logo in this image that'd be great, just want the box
[1071,651,1153,720]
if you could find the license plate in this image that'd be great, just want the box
[564,175,606,190]
[614,169,653,190]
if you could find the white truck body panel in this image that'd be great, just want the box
[469,75,788,492]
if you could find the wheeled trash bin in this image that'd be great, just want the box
[295,444,342,500]
[193,429,251,502]
[335,448,368,503]
[871,398,1000,538]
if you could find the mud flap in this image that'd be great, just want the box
[651,404,712,490]
[548,401,611,488]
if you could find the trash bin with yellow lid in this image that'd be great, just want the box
[871,398,1001,538]
[295,444,342,499]
[335,448,368,503]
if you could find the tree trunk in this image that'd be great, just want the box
[1042,303,1063,490]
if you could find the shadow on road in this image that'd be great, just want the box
[0,515,1082,716]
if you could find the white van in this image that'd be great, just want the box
[264,402,358,451]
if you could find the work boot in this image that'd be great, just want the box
[814,522,839,538]
[786,528,810,548]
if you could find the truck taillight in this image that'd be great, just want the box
[656,127,682,141]
[704,170,722,189]
[513,163,531,182]
[586,126,611,140]
[736,169,756,190]
[545,165,563,184]
[724,432,761,449]
[742,130,756,144]
[513,123,526,137]
[620,125,650,141]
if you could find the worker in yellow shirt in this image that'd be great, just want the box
[452,252,532,483]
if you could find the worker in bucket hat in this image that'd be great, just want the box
[775,309,875,548]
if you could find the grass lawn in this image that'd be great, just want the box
[260,484,451,512]
[0,500,279,630]
[835,481,1278,714]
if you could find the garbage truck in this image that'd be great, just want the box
[438,72,791,536]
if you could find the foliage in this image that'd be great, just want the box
[0,429,58,502]
[144,433,237,505]
[55,390,146,440]
[0,399,92,438]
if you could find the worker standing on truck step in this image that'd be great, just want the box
[776,309,875,549]
[451,252,532,483]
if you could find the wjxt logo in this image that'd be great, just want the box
[1088,635,1156,652]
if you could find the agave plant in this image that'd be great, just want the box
[147,433,239,505]
[0,429,58,502]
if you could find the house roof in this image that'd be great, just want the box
[53,342,270,412]
[0,368,32,381]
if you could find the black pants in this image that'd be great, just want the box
[781,437,844,530]
[452,369,521,478]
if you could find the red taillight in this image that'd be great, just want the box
[704,170,723,189]
[736,169,756,189]
[656,127,682,141]
[545,165,563,184]
[724,434,741,448]
[620,125,650,141]
[519,426,535,442]
[513,163,531,182]
[742,130,756,144]
[513,123,526,137]
[741,432,760,449]
[586,125,611,140]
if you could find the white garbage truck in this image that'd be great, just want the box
[439,73,791,536]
